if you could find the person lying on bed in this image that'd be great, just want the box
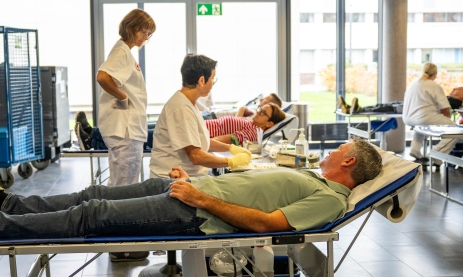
[236,92,283,117]
[206,103,286,145]
[0,138,381,240]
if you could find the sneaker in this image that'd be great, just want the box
[350,97,361,114]
[75,111,93,135]
[110,251,149,262]
[337,96,350,114]
[75,122,92,150]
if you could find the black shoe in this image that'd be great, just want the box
[350,97,360,114]
[409,152,429,162]
[75,111,93,135]
[432,163,441,172]
[337,96,350,114]
[109,251,149,262]
[75,122,92,150]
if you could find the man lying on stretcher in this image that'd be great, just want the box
[0,138,382,239]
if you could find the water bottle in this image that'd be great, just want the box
[252,246,274,277]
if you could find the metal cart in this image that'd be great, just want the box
[0,26,45,188]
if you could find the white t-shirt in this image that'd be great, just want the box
[98,40,148,141]
[403,79,454,126]
[150,91,210,178]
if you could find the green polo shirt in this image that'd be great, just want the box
[190,167,350,235]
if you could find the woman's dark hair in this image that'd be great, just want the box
[119,9,156,44]
[267,103,286,125]
[181,54,217,88]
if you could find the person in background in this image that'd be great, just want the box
[148,53,252,277]
[236,92,283,117]
[206,103,286,145]
[402,62,459,169]
[337,96,403,115]
[95,8,155,262]
[447,86,463,124]
[149,54,251,179]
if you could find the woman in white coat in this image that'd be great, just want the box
[402,62,457,168]
[96,9,155,187]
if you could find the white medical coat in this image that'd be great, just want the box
[98,40,148,141]
[403,79,454,126]
[150,91,210,178]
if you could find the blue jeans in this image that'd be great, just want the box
[0,178,206,239]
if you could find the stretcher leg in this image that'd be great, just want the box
[8,247,18,277]
[139,250,181,277]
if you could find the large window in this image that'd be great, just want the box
[292,0,378,123]
[92,0,287,117]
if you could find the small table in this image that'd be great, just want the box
[335,111,402,150]
[414,125,463,205]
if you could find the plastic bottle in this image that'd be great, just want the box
[252,246,274,277]
[209,249,247,277]
[291,128,308,156]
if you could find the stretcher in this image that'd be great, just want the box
[413,125,463,205]
[60,149,152,186]
[0,147,422,277]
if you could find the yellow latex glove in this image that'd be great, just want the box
[227,153,251,169]
[229,144,252,157]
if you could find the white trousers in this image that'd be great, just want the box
[103,131,144,187]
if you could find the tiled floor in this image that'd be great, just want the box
[1,149,463,277]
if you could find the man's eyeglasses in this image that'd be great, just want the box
[256,107,270,119]
[140,29,153,39]
[213,77,218,85]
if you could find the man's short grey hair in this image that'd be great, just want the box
[345,138,382,187]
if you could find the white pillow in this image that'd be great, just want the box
[346,144,421,212]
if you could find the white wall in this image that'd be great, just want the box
[0,0,92,107]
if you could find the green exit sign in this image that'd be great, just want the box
[197,3,222,16]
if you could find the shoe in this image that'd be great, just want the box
[110,251,149,262]
[337,96,350,114]
[350,97,361,114]
[432,163,441,172]
[75,111,93,135]
[409,152,429,162]
[75,122,92,150]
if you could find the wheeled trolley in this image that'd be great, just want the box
[0,26,44,188]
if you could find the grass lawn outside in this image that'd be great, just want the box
[299,90,379,122]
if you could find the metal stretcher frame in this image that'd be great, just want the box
[0,167,420,277]
[413,125,463,205]
[60,150,152,186]
[335,111,402,150]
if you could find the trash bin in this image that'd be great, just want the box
[292,102,309,135]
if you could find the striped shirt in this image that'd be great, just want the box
[205,116,258,145]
